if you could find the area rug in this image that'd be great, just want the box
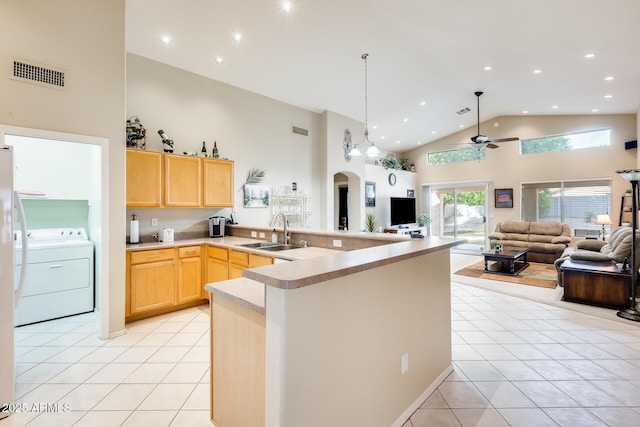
[454,261,557,289]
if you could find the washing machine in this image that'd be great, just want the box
[14,228,94,326]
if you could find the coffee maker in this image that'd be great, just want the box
[209,216,226,238]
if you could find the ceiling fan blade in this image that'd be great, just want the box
[487,137,519,143]
[486,143,499,149]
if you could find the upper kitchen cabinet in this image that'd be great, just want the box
[203,158,234,208]
[164,154,202,207]
[126,149,163,207]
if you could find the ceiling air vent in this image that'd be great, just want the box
[456,107,471,115]
[10,59,66,89]
[292,125,309,136]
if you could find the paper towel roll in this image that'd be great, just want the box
[130,220,139,244]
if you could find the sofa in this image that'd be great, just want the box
[488,221,572,264]
[554,226,640,286]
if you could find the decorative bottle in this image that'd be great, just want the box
[213,141,219,158]
[158,129,174,153]
[201,141,207,157]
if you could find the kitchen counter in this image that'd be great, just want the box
[126,235,341,261]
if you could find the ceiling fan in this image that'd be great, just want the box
[470,91,519,149]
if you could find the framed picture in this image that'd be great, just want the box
[244,184,270,208]
[365,181,376,207]
[495,188,513,208]
[407,189,415,198]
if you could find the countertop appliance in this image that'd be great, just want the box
[14,227,94,327]
[1,145,28,420]
[160,227,174,242]
[209,216,226,238]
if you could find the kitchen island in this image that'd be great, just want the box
[205,235,464,427]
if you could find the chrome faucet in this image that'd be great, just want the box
[271,212,290,245]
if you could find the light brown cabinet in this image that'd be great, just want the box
[128,248,176,315]
[126,149,233,208]
[203,158,234,207]
[164,154,202,207]
[126,150,163,207]
[178,246,203,303]
[207,246,229,284]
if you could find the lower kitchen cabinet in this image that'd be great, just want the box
[178,246,203,303]
[207,246,229,283]
[129,249,176,315]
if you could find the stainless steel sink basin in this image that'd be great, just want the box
[258,244,303,251]
[238,242,282,249]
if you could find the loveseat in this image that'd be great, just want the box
[488,221,572,264]
[554,226,640,286]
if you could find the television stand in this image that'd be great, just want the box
[383,226,427,236]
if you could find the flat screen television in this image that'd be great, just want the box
[390,197,416,226]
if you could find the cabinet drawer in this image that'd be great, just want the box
[179,245,202,258]
[229,249,249,267]
[207,246,228,261]
[249,253,273,267]
[130,248,175,265]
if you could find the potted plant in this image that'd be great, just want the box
[417,214,431,227]
[365,212,378,232]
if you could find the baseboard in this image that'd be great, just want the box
[391,364,454,427]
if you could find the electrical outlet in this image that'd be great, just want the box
[332,239,342,248]
[151,218,158,226]
[259,232,265,238]
[251,231,257,238]
[401,353,409,375]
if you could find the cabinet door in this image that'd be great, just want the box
[126,149,163,207]
[178,256,203,303]
[203,159,234,207]
[165,154,202,207]
[229,264,244,279]
[249,253,273,267]
[207,257,229,283]
[130,260,175,313]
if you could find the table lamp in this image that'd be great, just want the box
[616,170,640,322]
[595,214,612,241]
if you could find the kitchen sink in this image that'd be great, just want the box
[237,242,303,251]
[238,242,282,249]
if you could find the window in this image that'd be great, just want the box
[521,128,610,155]
[521,179,611,235]
[427,146,485,165]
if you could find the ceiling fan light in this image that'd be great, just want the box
[475,135,488,143]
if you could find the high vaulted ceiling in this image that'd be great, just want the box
[126,0,640,153]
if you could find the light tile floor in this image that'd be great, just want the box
[3,253,640,426]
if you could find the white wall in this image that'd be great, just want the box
[127,54,323,233]
[364,164,418,229]
[0,0,126,337]
[404,114,637,231]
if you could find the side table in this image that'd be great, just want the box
[560,259,632,309]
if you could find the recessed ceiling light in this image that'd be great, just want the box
[533,69,542,74]
[552,105,559,109]
[396,140,400,144]
[420,101,426,106]
[484,66,492,71]
[233,32,243,43]
[604,94,613,99]
[417,141,423,145]
[403,118,408,123]
[161,35,172,45]
[380,136,385,139]
[459,125,464,128]
[372,125,377,129]
[592,109,599,112]
[281,1,293,14]
[605,76,614,81]
[522,110,529,114]
[431,131,436,135]
[584,53,596,59]
[215,56,224,65]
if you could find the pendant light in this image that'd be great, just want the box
[361,53,379,157]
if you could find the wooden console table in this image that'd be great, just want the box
[561,259,632,309]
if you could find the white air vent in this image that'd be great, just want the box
[292,126,309,136]
[9,58,67,89]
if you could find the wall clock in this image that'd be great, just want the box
[388,173,396,186]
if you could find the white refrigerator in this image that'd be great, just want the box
[0,144,28,420]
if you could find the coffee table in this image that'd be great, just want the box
[482,248,529,276]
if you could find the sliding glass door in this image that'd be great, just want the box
[425,183,488,253]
